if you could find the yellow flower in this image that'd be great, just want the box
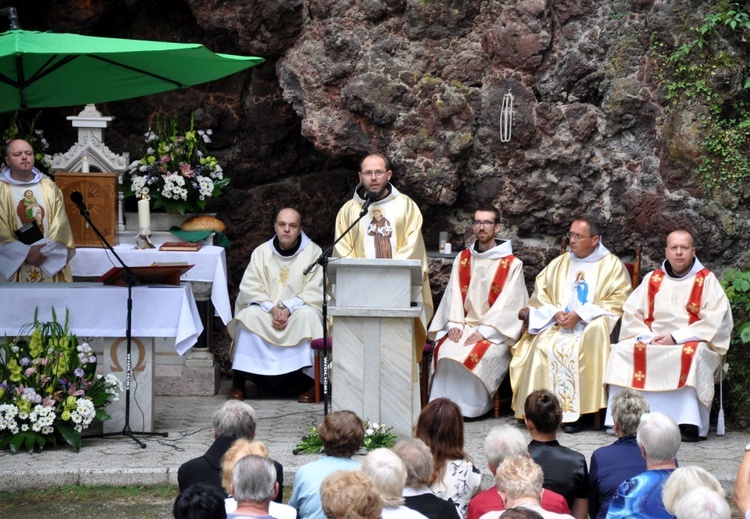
[29,328,43,357]
[61,410,71,421]
[18,400,31,413]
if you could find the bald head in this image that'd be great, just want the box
[275,208,302,250]
[665,230,696,277]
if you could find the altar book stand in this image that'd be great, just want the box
[328,258,422,438]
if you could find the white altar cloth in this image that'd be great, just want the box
[0,283,203,355]
[68,245,231,324]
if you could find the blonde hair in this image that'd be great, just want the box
[220,438,269,494]
[320,470,383,519]
[494,456,544,501]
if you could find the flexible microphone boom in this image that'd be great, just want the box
[70,191,89,216]
[360,191,377,215]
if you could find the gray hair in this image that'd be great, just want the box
[636,412,681,464]
[484,425,527,472]
[392,438,433,488]
[672,488,730,519]
[212,400,257,439]
[611,389,650,437]
[662,466,725,514]
[361,448,407,507]
[232,455,277,504]
[495,456,544,501]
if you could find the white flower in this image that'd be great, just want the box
[21,424,29,432]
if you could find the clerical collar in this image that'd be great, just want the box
[470,238,513,259]
[570,241,611,263]
[474,239,505,252]
[662,257,703,280]
[273,235,301,256]
[0,166,44,185]
[357,183,392,202]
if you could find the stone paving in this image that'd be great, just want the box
[1,380,748,499]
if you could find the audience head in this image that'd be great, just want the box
[636,412,681,464]
[484,425,528,472]
[221,438,270,494]
[495,456,544,505]
[212,400,257,439]
[524,390,562,434]
[415,397,469,485]
[672,488,730,519]
[500,508,545,519]
[319,410,365,458]
[231,455,277,505]
[320,470,384,519]
[392,437,434,489]
[361,448,408,507]
[662,466,725,514]
[611,388,650,437]
[173,482,227,519]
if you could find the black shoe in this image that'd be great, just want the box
[562,420,582,434]
[679,424,706,442]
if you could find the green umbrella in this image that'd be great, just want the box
[0,28,264,112]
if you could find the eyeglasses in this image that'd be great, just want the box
[472,220,497,227]
[568,232,597,240]
[360,170,387,178]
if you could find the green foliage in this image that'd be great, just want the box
[656,2,750,193]
[718,269,750,426]
[294,419,397,455]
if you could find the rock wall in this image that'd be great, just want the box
[10,0,750,311]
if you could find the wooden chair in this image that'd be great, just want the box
[516,238,642,427]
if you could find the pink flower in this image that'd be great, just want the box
[24,367,36,376]
[42,395,55,407]
[161,155,171,164]
[179,162,195,178]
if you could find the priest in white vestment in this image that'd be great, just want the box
[428,205,528,417]
[333,152,434,357]
[0,139,75,282]
[509,217,632,432]
[226,208,324,401]
[604,230,733,441]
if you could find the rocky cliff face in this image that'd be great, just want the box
[10,0,750,313]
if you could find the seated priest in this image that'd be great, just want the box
[509,216,632,433]
[604,230,733,442]
[427,204,528,417]
[226,207,324,402]
[0,138,75,282]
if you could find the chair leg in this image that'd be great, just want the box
[314,353,321,404]
[420,356,429,408]
[494,390,501,419]
[594,410,602,430]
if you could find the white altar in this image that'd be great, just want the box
[329,258,423,438]
[0,282,202,433]
[69,244,231,396]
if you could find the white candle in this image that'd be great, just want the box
[81,155,90,173]
[138,198,150,231]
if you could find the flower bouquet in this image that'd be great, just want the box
[123,115,230,214]
[0,309,123,453]
[294,418,397,455]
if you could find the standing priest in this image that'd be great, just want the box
[226,208,324,402]
[333,152,433,354]
[0,139,75,282]
[604,230,733,442]
[427,205,528,417]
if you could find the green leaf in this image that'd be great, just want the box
[56,422,82,452]
[739,322,750,344]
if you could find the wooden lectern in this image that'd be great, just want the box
[328,258,423,438]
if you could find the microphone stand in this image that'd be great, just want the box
[304,199,373,416]
[73,198,168,448]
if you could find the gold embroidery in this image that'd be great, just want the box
[683,344,695,355]
[278,266,290,287]
[652,272,663,283]
[695,276,704,287]
[687,302,700,315]
[635,342,646,351]
[634,371,645,381]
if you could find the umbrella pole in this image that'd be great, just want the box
[72,191,169,448]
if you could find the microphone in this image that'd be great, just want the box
[360,191,377,215]
[70,191,89,217]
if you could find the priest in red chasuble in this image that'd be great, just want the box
[604,230,733,442]
[427,205,528,417]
